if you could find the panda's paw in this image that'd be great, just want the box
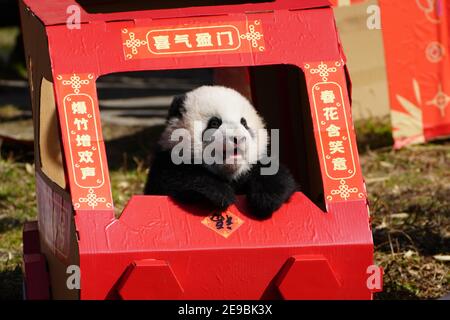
[247,192,285,219]
[246,164,297,219]
[203,184,236,211]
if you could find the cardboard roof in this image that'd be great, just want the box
[23,0,331,26]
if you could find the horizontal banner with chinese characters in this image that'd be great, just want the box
[121,19,265,60]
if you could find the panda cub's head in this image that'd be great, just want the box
[159,86,269,180]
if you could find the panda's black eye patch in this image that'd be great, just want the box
[207,117,222,129]
[241,117,249,129]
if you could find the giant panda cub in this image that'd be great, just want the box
[144,85,297,219]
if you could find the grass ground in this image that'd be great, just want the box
[0,154,35,299]
[361,145,449,299]
[0,117,448,300]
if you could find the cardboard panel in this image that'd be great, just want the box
[20,1,80,299]
[35,172,80,299]
[76,194,373,299]
[380,0,450,148]
[39,77,66,189]
[333,0,390,120]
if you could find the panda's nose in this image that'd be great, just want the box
[232,136,245,145]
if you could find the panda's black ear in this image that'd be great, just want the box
[168,94,186,120]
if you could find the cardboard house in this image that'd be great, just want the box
[19,0,374,300]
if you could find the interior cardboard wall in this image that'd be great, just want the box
[214,67,253,102]
[39,77,66,189]
[250,65,325,209]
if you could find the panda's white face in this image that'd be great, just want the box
[160,86,268,180]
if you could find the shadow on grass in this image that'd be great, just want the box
[0,266,22,300]
[104,125,165,171]
[373,226,450,256]
[0,138,34,163]
[375,286,420,300]
[371,187,450,256]
[0,216,22,233]
[355,116,394,152]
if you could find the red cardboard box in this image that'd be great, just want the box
[380,0,450,148]
[19,0,374,300]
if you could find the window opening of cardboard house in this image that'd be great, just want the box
[96,66,325,218]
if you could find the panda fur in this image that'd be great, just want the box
[144,85,297,219]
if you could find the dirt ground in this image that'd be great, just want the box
[360,142,449,299]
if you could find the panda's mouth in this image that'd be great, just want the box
[222,145,244,161]
[231,145,246,159]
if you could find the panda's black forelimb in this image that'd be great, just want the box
[242,163,298,219]
[144,150,236,211]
